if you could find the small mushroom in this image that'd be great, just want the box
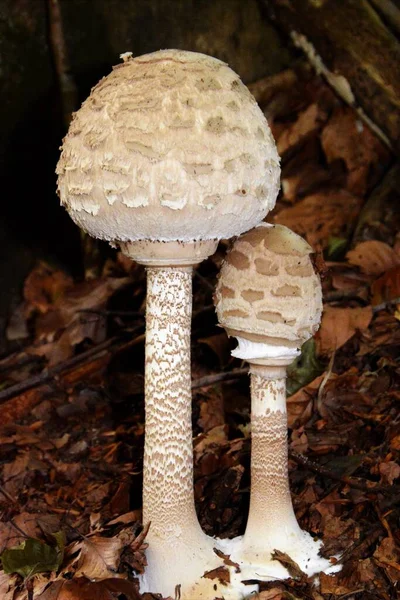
[57,50,280,598]
[214,224,340,580]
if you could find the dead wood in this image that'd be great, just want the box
[266,0,400,151]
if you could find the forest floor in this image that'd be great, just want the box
[0,62,399,600]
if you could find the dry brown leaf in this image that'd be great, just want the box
[73,535,124,580]
[257,590,286,600]
[317,306,373,354]
[2,452,31,497]
[37,577,141,600]
[194,425,228,457]
[281,161,330,203]
[371,265,400,305]
[346,241,400,276]
[203,565,230,584]
[198,333,232,367]
[374,537,400,581]
[321,107,389,195]
[0,572,18,600]
[277,103,328,156]
[330,270,369,292]
[198,390,225,433]
[33,277,130,364]
[321,558,382,595]
[275,190,362,248]
[379,461,400,485]
[106,511,141,527]
[24,263,73,314]
[287,374,327,428]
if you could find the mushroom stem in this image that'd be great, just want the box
[140,266,222,597]
[236,361,339,579]
[245,364,300,546]
[143,266,197,536]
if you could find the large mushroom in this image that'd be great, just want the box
[214,224,339,580]
[56,50,280,598]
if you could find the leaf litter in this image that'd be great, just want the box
[0,62,399,599]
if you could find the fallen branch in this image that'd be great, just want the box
[191,368,248,390]
[0,326,143,403]
[372,297,400,313]
[289,450,393,495]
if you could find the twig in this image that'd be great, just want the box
[193,304,215,319]
[372,297,400,313]
[131,521,150,551]
[78,308,144,318]
[369,0,400,36]
[338,589,367,599]
[26,579,33,600]
[324,289,368,305]
[192,368,248,389]
[0,326,143,403]
[317,350,335,413]
[194,270,215,292]
[339,523,382,562]
[0,485,17,504]
[289,450,392,495]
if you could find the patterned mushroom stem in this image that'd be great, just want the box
[235,362,337,580]
[141,266,221,597]
[143,267,195,534]
[244,364,301,549]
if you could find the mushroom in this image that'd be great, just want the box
[214,223,339,580]
[56,50,280,598]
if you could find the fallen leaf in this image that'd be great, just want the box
[379,461,400,485]
[321,107,389,195]
[275,190,362,248]
[374,537,400,582]
[203,565,230,585]
[257,590,287,600]
[213,548,240,573]
[0,571,17,600]
[2,452,31,497]
[287,374,327,428]
[194,425,228,457]
[198,333,232,367]
[1,533,64,580]
[277,103,328,156]
[271,550,304,580]
[24,263,73,314]
[286,339,323,396]
[73,535,124,580]
[33,277,130,364]
[371,265,400,305]
[37,577,141,600]
[317,306,373,354]
[347,241,400,276]
[326,236,348,260]
[198,390,225,433]
[105,511,141,527]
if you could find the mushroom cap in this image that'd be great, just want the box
[56,49,280,243]
[214,224,322,345]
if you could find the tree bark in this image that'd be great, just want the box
[265,0,400,151]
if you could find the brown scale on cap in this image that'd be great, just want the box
[214,224,323,345]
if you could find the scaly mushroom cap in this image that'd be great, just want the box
[56,49,280,243]
[214,224,322,345]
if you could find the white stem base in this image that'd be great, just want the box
[219,534,340,584]
[139,533,260,599]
